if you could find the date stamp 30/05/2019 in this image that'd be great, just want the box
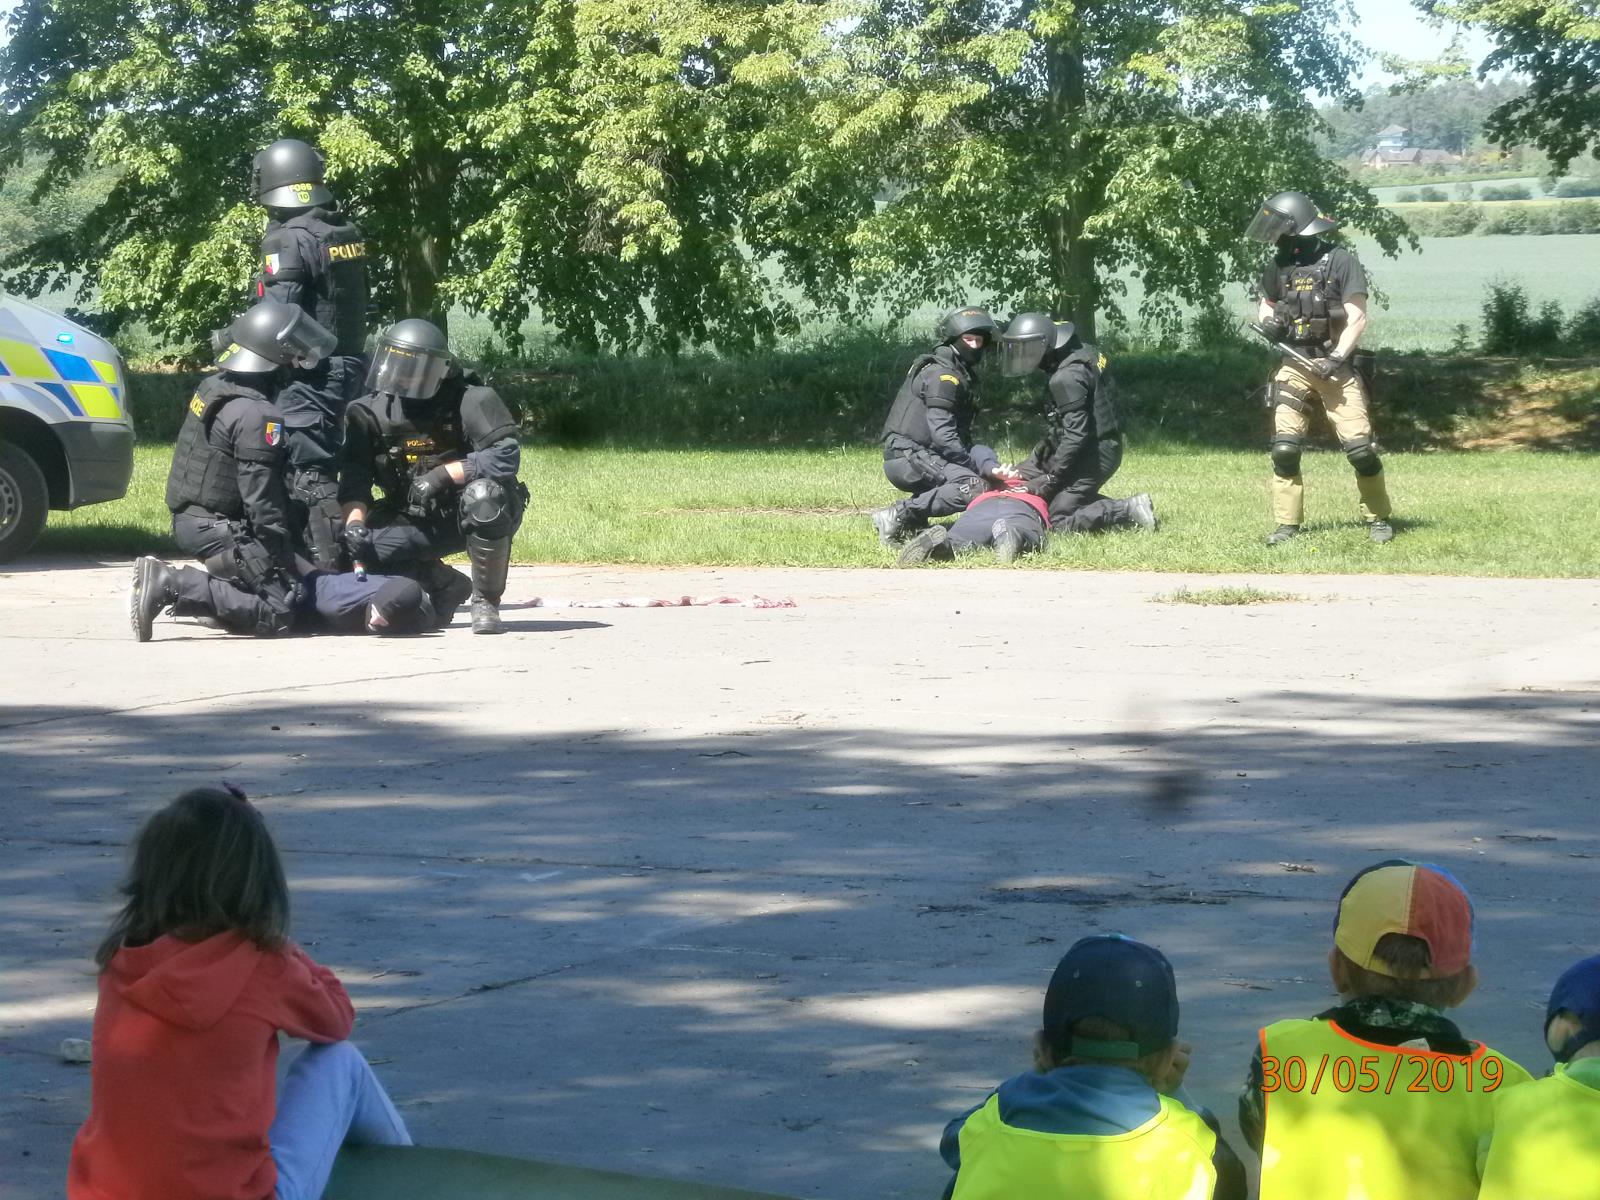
[1261,1053,1506,1095]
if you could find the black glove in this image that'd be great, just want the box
[406,465,453,514]
[1258,318,1287,343]
[342,520,373,566]
[1311,354,1346,380]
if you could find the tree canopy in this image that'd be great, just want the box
[1420,0,1600,171]
[1,0,1410,354]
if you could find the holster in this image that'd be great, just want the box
[290,468,344,570]
[1352,350,1378,402]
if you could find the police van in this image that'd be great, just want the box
[0,292,136,562]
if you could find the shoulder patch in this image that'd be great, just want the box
[263,252,280,275]
[938,374,960,385]
[189,393,206,418]
[1097,354,1107,371]
[264,420,282,447]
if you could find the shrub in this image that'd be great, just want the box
[1567,297,1600,352]
[1554,178,1600,198]
[1435,203,1482,236]
[1482,282,1564,354]
[1418,185,1447,203]
[1454,182,1475,201]
[1479,183,1533,201]
[1522,207,1553,235]
[1395,189,1420,203]
[1495,206,1530,235]
[1568,199,1600,233]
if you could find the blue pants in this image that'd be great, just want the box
[270,1041,412,1200]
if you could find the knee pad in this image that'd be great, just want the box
[458,478,515,535]
[1343,437,1383,477]
[953,473,983,502]
[1270,435,1303,479]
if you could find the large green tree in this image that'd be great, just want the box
[1419,0,1600,171]
[0,0,862,352]
[833,0,1411,341]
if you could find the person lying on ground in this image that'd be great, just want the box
[896,478,1049,566]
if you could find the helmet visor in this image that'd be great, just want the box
[366,342,450,399]
[998,333,1047,377]
[275,309,337,368]
[1245,206,1298,244]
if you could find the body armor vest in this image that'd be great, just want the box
[278,211,370,356]
[165,378,268,516]
[366,393,467,502]
[1273,252,1346,348]
[881,348,972,446]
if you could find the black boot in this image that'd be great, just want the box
[1266,524,1300,546]
[129,556,181,642]
[466,534,511,635]
[418,559,473,627]
[871,502,913,546]
[992,520,1026,564]
[896,526,953,566]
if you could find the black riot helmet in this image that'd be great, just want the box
[215,301,337,374]
[937,305,998,365]
[1244,191,1339,245]
[998,312,1078,377]
[366,318,453,400]
[253,139,334,209]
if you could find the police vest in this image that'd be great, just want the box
[951,1090,1216,1200]
[1258,1018,1532,1200]
[165,378,271,517]
[357,391,468,502]
[265,211,370,356]
[1273,252,1346,348]
[880,349,972,447]
[1479,1066,1600,1200]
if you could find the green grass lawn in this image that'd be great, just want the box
[37,443,1600,577]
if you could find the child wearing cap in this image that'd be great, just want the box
[1478,954,1600,1199]
[939,934,1246,1200]
[1241,859,1533,1200]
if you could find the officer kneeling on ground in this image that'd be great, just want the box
[871,305,1011,545]
[340,319,526,635]
[999,313,1156,534]
[132,303,433,640]
[253,138,371,570]
[1246,190,1393,545]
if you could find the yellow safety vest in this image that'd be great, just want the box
[952,1089,1217,1200]
[1479,1065,1600,1200]
[1259,1018,1532,1200]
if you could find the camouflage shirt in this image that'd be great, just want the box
[1238,996,1471,1151]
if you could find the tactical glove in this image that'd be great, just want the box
[342,520,373,567]
[1259,318,1288,343]
[406,465,453,513]
[1311,354,1346,380]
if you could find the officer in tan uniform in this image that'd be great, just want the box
[1247,191,1393,545]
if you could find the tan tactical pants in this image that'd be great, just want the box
[1271,359,1392,526]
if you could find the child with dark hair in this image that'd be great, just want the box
[939,935,1246,1199]
[1478,954,1600,1199]
[68,787,412,1200]
[1242,859,1533,1200]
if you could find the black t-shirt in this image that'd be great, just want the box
[1257,243,1368,305]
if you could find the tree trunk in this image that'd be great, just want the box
[396,138,457,334]
[1042,26,1100,342]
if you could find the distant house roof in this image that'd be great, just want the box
[1377,124,1409,137]
[1366,148,1423,164]
[1416,148,1460,164]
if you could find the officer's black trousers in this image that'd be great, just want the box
[883,448,982,522]
[1045,436,1128,533]
[364,486,526,573]
[170,510,296,635]
[278,356,367,468]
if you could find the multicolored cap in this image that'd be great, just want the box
[1334,860,1474,979]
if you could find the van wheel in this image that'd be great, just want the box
[0,441,50,563]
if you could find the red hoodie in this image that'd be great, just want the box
[67,932,354,1200]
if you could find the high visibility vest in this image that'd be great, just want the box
[1259,1017,1532,1200]
[1479,1065,1600,1200]
[951,1089,1216,1200]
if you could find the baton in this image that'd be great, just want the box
[1247,323,1321,369]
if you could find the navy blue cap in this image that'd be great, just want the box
[1043,935,1179,1059]
[1547,954,1600,1063]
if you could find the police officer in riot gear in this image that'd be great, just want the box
[339,319,526,635]
[142,302,333,638]
[870,305,1009,544]
[253,138,372,569]
[1000,313,1156,534]
[1247,191,1393,544]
